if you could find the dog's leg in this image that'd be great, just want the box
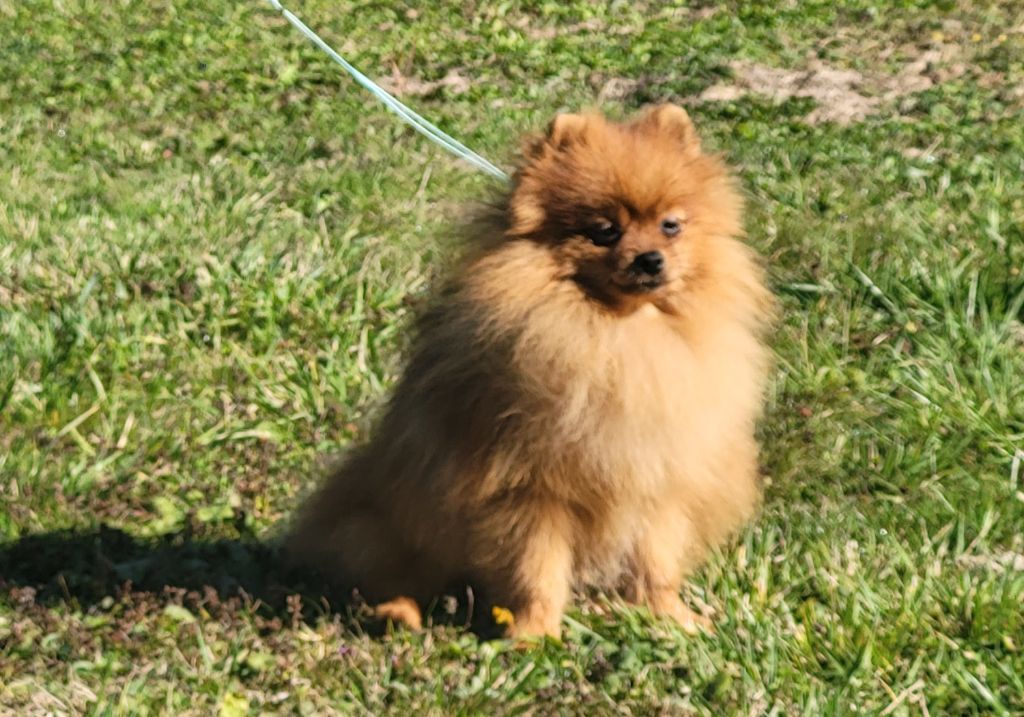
[626,513,712,635]
[291,507,434,631]
[496,504,573,639]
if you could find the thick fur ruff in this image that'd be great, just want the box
[287,105,774,637]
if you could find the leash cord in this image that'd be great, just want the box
[265,0,509,182]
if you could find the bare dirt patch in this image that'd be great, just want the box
[522,17,608,41]
[698,44,969,124]
[378,68,471,98]
[596,76,648,102]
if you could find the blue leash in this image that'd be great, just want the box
[264,0,510,182]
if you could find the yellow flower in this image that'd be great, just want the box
[492,606,515,626]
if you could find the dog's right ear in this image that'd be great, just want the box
[524,113,589,158]
[545,113,589,149]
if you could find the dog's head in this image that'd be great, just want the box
[507,105,742,313]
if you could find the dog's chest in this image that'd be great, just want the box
[558,311,695,482]
[609,307,693,412]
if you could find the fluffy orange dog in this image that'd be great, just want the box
[288,104,773,638]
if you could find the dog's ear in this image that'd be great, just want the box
[639,104,701,157]
[522,112,590,158]
[545,112,590,150]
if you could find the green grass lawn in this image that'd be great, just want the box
[2,0,1023,714]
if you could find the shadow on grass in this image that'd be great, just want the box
[0,526,314,612]
[0,526,497,636]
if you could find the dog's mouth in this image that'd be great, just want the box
[613,276,668,294]
[573,270,680,306]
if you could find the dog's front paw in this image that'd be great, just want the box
[374,596,423,631]
[503,605,562,641]
[650,591,714,635]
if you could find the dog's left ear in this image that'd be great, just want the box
[639,104,701,157]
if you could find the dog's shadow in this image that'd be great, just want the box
[0,526,496,636]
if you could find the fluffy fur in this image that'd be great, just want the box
[287,104,774,637]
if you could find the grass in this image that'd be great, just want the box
[2,0,1023,714]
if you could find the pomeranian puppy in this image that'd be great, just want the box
[287,104,773,638]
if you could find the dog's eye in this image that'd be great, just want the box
[661,217,683,238]
[587,220,622,246]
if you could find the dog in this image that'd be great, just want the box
[287,104,773,638]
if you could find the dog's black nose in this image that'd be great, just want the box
[633,251,664,276]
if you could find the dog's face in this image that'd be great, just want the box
[508,105,742,313]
